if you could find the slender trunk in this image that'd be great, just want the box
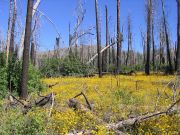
[161,0,173,74]
[75,43,78,57]
[176,0,180,73]
[126,15,131,66]
[20,0,33,99]
[109,36,111,66]
[88,46,90,61]
[112,38,116,66]
[18,0,41,59]
[55,37,60,58]
[69,23,72,57]
[6,0,13,65]
[95,0,102,77]
[117,0,121,73]
[105,5,109,72]
[152,17,155,71]
[9,0,17,56]
[30,42,35,66]
[80,44,84,63]
[145,0,152,75]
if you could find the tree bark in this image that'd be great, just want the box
[126,15,132,66]
[9,0,17,56]
[6,0,13,65]
[117,0,121,73]
[18,0,41,59]
[145,0,152,75]
[20,0,34,99]
[105,5,109,72]
[176,0,180,73]
[30,42,35,66]
[152,15,155,71]
[161,0,173,74]
[95,0,102,78]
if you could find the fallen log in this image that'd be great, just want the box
[48,82,59,89]
[68,92,93,111]
[5,92,55,114]
[107,98,180,132]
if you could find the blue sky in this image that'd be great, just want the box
[0,0,177,52]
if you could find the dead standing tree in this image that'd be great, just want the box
[117,0,121,73]
[6,0,13,65]
[151,2,155,71]
[140,28,146,65]
[145,0,152,75]
[68,0,94,58]
[176,0,180,73]
[161,0,173,74]
[105,5,109,72]
[126,14,132,66]
[20,0,34,99]
[95,0,102,77]
[9,0,17,57]
[18,0,41,60]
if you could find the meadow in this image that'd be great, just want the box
[0,73,179,134]
[42,73,180,134]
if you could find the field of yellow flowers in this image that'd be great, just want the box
[42,73,179,134]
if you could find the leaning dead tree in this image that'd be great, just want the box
[161,0,173,74]
[95,0,102,78]
[86,41,117,65]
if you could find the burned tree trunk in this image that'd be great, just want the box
[68,23,73,57]
[6,0,13,65]
[161,0,173,74]
[176,0,180,73]
[20,0,34,99]
[9,0,17,56]
[126,15,132,66]
[30,42,35,66]
[95,0,102,78]
[105,5,109,72]
[117,0,121,73]
[152,12,155,71]
[145,0,152,75]
[140,29,146,65]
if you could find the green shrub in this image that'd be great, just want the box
[0,109,47,135]
[115,89,141,105]
[40,58,62,77]
[0,67,8,97]
[1,57,44,95]
[40,57,95,77]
